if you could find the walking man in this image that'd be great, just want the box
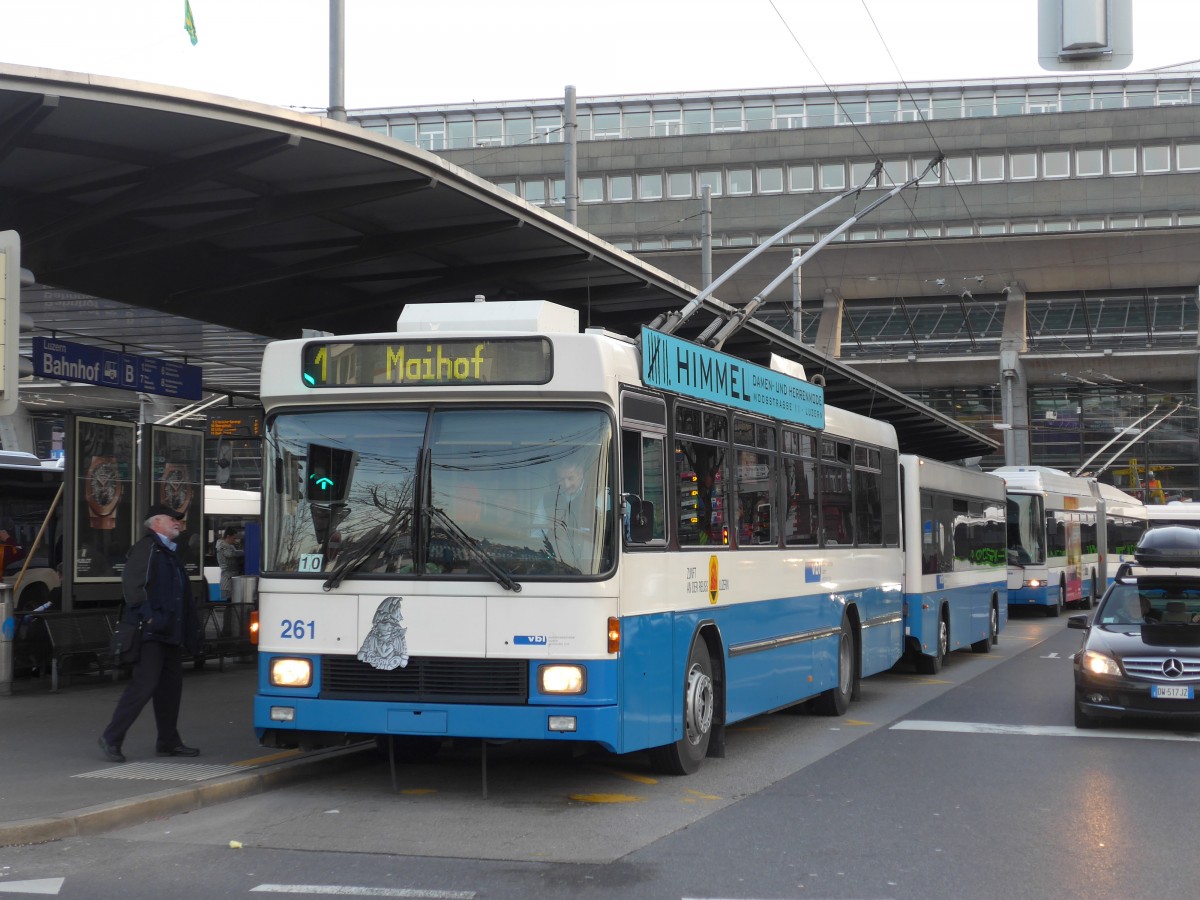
[98,504,202,762]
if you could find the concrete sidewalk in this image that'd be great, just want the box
[0,660,370,847]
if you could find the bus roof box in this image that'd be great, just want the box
[396,300,580,335]
[1135,526,1200,566]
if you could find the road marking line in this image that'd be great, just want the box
[250,886,474,898]
[892,719,1200,742]
[569,792,643,804]
[0,878,64,895]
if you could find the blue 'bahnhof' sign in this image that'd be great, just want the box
[33,336,202,400]
[640,327,825,430]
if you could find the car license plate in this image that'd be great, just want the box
[1151,684,1193,700]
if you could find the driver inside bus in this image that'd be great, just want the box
[534,458,605,569]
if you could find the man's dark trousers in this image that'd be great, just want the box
[101,640,185,749]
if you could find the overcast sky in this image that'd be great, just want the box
[2,1,1198,111]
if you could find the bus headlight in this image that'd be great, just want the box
[270,657,313,687]
[1025,579,1042,588]
[539,664,585,694]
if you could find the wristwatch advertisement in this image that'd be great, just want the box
[73,416,136,582]
[147,425,204,578]
[84,454,122,529]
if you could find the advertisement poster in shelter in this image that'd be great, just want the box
[73,416,136,582]
[145,424,204,578]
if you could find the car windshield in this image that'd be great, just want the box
[1098,581,1200,625]
[264,407,614,579]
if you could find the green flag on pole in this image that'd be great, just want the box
[184,0,198,45]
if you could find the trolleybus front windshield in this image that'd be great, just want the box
[1006,493,1046,566]
[265,407,614,579]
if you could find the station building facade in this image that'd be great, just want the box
[350,71,1200,499]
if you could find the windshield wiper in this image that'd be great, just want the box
[425,505,521,593]
[323,505,411,591]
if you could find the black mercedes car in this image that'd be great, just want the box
[1069,526,1200,728]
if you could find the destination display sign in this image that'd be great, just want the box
[33,336,202,400]
[301,337,552,388]
[206,408,262,437]
[641,327,825,430]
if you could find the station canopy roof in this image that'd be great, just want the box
[0,64,995,461]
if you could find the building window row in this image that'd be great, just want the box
[603,212,1200,253]
[494,141,1200,208]
[356,80,1199,148]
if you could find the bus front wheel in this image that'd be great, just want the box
[649,638,714,775]
[814,614,855,716]
[1045,583,1065,618]
[916,614,947,674]
[973,603,998,653]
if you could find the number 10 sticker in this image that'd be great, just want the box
[298,553,324,572]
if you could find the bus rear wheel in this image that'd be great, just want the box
[649,638,714,775]
[814,614,855,716]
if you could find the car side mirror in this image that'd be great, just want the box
[1067,614,1089,630]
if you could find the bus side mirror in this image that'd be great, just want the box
[628,497,654,543]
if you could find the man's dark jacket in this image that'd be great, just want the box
[121,530,201,653]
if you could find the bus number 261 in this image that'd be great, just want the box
[281,619,316,639]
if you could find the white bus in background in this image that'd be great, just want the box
[202,484,261,602]
[1145,500,1200,529]
[1093,479,1148,585]
[900,456,1007,673]
[0,451,64,612]
[996,466,1144,615]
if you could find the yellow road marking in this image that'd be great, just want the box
[685,788,721,800]
[400,788,437,795]
[843,719,872,726]
[601,769,659,785]
[571,793,643,804]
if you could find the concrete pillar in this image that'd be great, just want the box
[0,405,35,453]
[813,288,843,358]
[999,285,1030,466]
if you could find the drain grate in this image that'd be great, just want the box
[74,762,246,781]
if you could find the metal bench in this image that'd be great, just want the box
[36,610,119,691]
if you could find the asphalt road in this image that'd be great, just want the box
[3,612,1199,899]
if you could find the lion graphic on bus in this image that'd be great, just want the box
[358,596,409,671]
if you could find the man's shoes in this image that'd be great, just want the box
[97,736,126,763]
[156,744,200,757]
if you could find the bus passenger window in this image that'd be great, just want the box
[621,428,666,544]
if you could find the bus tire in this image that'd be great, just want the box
[972,603,998,653]
[990,598,1000,645]
[814,614,854,716]
[1045,583,1064,618]
[649,637,714,775]
[916,613,947,674]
